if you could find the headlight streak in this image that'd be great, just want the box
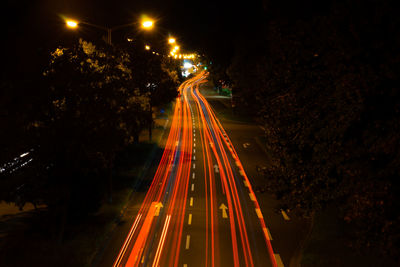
[192,73,279,267]
[193,84,254,266]
[191,84,241,267]
[190,84,220,267]
[113,71,278,267]
[113,84,185,266]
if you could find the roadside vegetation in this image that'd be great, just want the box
[210,0,399,264]
[0,38,179,266]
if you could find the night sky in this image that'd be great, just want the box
[3,0,266,76]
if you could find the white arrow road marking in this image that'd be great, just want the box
[219,203,228,218]
[214,164,219,173]
[154,202,163,216]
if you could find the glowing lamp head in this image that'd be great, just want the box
[168,37,176,44]
[145,45,151,50]
[142,20,154,29]
[66,20,78,28]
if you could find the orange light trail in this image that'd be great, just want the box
[113,72,278,267]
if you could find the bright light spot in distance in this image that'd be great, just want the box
[183,62,193,69]
[142,20,154,29]
[66,20,78,28]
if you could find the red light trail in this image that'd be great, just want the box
[113,72,279,267]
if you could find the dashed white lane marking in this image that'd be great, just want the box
[188,214,192,225]
[274,254,285,267]
[243,180,249,187]
[194,138,196,142]
[190,197,193,207]
[191,183,194,191]
[192,173,195,179]
[255,208,263,219]
[239,169,245,176]
[185,235,191,249]
[281,210,290,221]
[249,192,256,201]
[193,148,196,153]
[194,143,196,147]
[263,227,273,240]
[193,155,196,161]
[183,264,188,267]
[193,163,196,169]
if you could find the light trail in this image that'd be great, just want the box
[113,72,279,267]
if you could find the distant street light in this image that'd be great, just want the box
[141,19,154,30]
[145,45,151,50]
[168,37,176,44]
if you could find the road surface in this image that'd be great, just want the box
[112,72,283,267]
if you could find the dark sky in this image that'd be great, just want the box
[3,0,266,76]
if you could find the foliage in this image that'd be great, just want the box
[228,0,400,259]
[0,39,155,229]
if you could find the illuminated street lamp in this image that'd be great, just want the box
[141,19,154,30]
[168,37,176,44]
[66,20,78,28]
[65,16,155,45]
[145,45,151,50]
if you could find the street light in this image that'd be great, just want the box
[66,20,78,28]
[65,16,155,45]
[141,19,154,30]
[168,37,176,44]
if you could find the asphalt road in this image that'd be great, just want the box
[100,72,310,267]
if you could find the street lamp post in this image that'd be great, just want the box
[65,18,155,45]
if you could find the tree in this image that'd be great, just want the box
[228,0,400,259]
[0,39,153,241]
